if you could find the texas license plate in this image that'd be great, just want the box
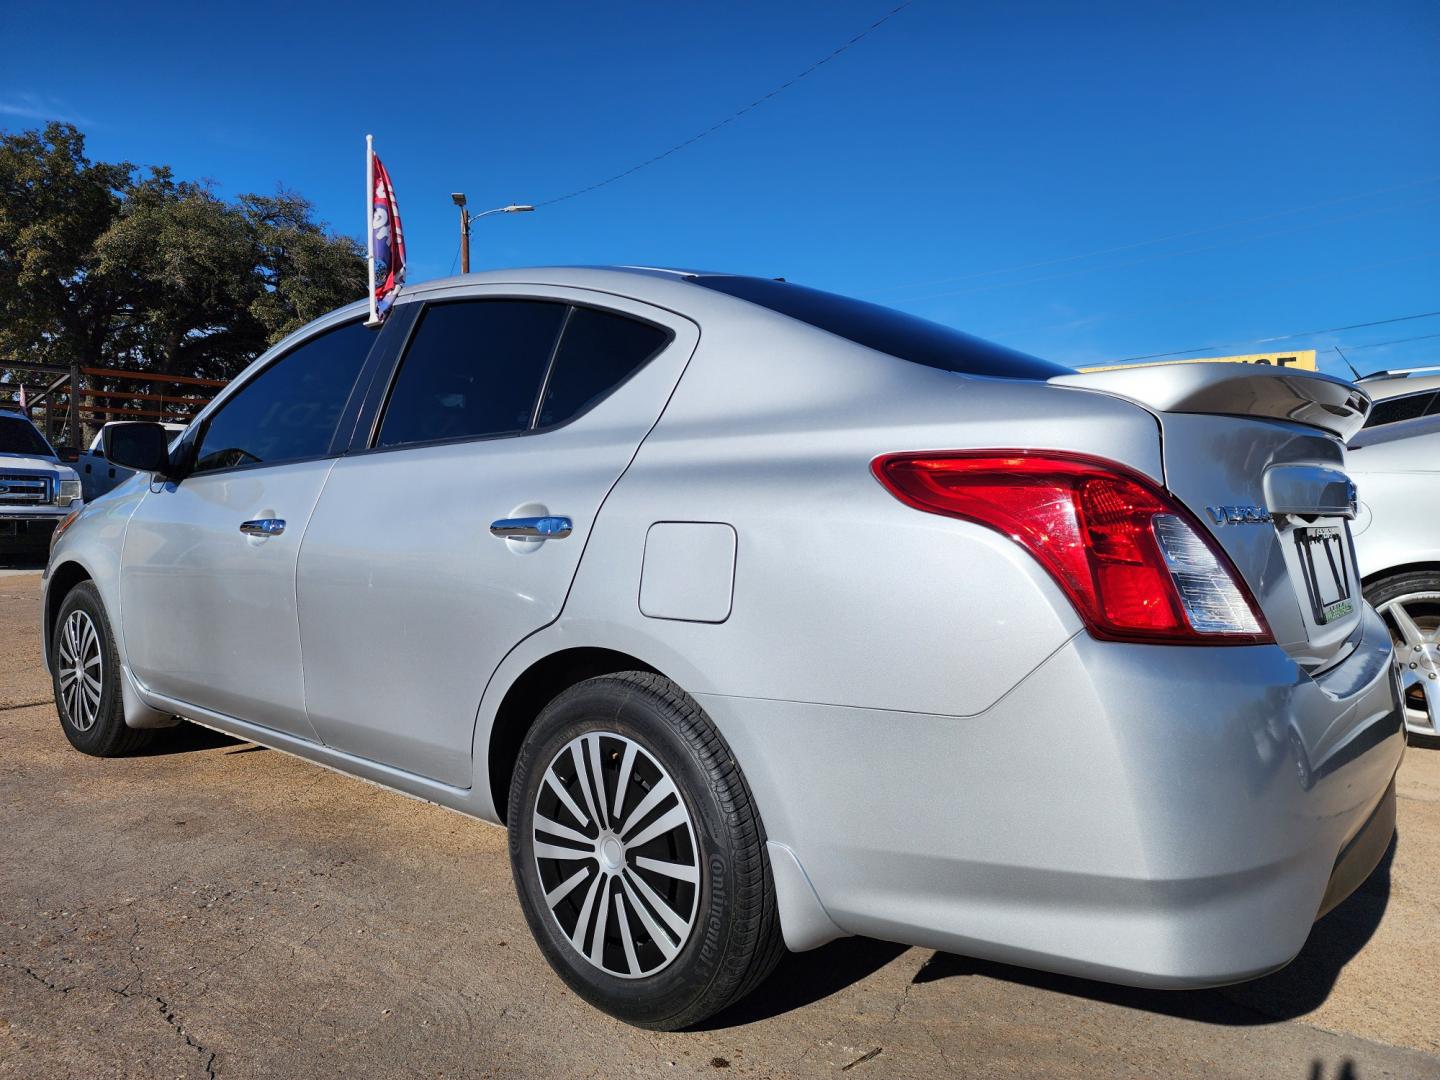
[1294,525,1354,625]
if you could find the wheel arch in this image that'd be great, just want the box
[44,560,95,672]
[1362,560,1440,589]
[486,646,660,825]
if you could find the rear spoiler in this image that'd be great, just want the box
[1049,365,1371,442]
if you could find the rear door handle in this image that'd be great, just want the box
[490,516,573,539]
[240,518,286,537]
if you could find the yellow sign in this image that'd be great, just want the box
[1081,350,1317,373]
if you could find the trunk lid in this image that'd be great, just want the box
[1051,365,1370,667]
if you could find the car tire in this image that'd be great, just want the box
[51,581,153,757]
[1364,569,1440,745]
[507,671,784,1030]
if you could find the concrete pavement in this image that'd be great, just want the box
[1,571,1437,1078]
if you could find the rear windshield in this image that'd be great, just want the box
[1362,389,1438,428]
[691,275,1071,380]
[0,415,54,456]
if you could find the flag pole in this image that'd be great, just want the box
[365,133,379,327]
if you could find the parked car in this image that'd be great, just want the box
[1348,411,1440,742]
[76,420,188,502]
[0,409,83,550]
[43,268,1403,1029]
[1354,365,1440,428]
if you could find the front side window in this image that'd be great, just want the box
[377,300,567,448]
[0,415,55,457]
[192,320,374,474]
[536,307,670,428]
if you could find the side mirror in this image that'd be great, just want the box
[54,445,80,463]
[103,422,171,475]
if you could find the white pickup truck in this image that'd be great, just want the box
[75,420,188,502]
[0,410,84,550]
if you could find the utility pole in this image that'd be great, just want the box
[451,194,536,274]
[454,195,472,274]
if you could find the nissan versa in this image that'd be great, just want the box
[42,268,1404,1029]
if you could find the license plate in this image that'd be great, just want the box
[1294,525,1354,625]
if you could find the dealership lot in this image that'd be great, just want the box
[1,571,1437,1079]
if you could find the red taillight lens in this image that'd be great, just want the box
[872,451,1272,645]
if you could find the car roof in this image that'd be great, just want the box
[1350,410,1440,449]
[399,265,767,306]
[1355,367,1440,400]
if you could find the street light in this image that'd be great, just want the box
[452,193,535,273]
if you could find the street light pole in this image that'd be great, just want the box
[458,202,471,274]
[452,194,535,274]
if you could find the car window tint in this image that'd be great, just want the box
[192,320,374,474]
[0,415,54,456]
[1363,391,1436,428]
[690,275,1071,379]
[537,307,670,427]
[377,300,566,447]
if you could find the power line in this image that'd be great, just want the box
[980,248,1440,343]
[1339,330,1440,352]
[1114,309,1440,363]
[892,191,1440,304]
[534,2,913,207]
[875,173,1440,295]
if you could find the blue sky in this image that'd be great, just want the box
[4,1,1438,374]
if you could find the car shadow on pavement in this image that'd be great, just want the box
[702,835,1394,1030]
[133,722,244,756]
[912,834,1397,1026]
[697,937,911,1029]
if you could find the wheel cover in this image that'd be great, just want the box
[1376,590,1440,737]
[532,732,701,979]
[57,609,103,733]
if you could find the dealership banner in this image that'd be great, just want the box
[365,135,407,325]
[1081,350,1317,373]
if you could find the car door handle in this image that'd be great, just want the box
[490,516,573,539]
[239,518,286,537]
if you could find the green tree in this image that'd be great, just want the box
[1,121,366,408]
[94,169,269,380]
[0,122,132,372]
[242,191,367,346]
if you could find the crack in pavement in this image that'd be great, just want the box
[5,961,78,995]
[108,983,219,1079]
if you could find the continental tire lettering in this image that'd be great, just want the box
[698,855,728,970]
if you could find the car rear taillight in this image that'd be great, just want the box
[872,451,1271,645]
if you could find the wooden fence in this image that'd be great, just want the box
[2,361,226,448]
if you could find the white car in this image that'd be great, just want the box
[1349,410,1440,741]
[1354,365,1440,428]
[0,410,83,550]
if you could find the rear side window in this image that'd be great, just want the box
[1363,390,1437,428]
[536,307,670,428]
[192,319,374,474]
[377,300,566,447]
[690,275,1071,379]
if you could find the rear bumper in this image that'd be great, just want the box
[700,603,1404,986]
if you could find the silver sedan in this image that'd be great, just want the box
[42,268,1403,1029]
